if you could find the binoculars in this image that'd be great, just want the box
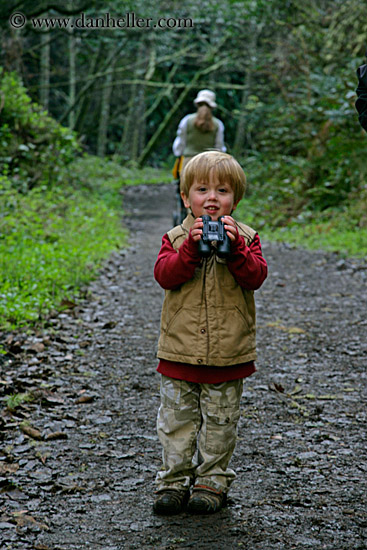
[197,215,231,258]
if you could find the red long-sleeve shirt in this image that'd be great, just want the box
[155,229,267,383]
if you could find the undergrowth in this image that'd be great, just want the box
[0,69,173,330]
[0,156,172,330]
[236,153,367,258]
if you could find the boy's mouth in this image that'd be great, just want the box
[204,205,219,213]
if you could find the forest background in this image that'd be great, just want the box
[0,0,366,330]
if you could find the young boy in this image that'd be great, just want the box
[153,151,267,515]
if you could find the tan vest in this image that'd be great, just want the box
[183,114,219,156]
[157,215,258,367]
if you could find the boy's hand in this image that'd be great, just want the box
[190,218,204,242]
[190,216,239,243]
[221,216,239,242]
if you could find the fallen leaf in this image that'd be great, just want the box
[269,382,285,393]
[20,423,42,440]
[75,394,95,404]
[0,463,19,474]
[288,327,306,334]
[317,394,341,400]
[265,322,306,335]
[289,385,303,395]
[45,431,68,441]
[12,511,49,531]
[78,340,90,348]
[29,342,45,353]
[60,299,77,309]
[102,321,117,329]
[42,393,65,406]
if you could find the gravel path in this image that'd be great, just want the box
[0,183,366,550]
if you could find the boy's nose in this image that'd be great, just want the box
[208,189,217,199]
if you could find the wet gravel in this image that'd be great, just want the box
[0,183,366,550]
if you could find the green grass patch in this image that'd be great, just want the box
[237,188,367,258]
[0,155,172,330]
[68,155,172,189]
[0,157,127,329]
[236,154,367,258]
[260,217,367,257]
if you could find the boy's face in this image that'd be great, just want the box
[181,171,238,221]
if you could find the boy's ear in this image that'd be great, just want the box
[231,200,240,213]
[181,191,190,209]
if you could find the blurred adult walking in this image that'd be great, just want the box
[171,90,227,224]
[173,89,226,171]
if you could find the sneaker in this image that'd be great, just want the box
[187,486,227,515]
[153,488,189,516]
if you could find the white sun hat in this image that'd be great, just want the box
[193,89,217,108]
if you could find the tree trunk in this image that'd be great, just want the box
[3,28,23,76]
[61,40,126,129]
[232,75,251,158]
[97,47,115,157]
[74,43,103,132]
[116,41,146,161]
[232,32,258,158]
[39,31,50,111]
[131,85,145,161]
[68,24,76,129]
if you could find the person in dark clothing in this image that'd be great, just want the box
[356,63,367,131]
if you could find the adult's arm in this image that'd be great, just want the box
[172,115,190,156]
[215,119,227,152]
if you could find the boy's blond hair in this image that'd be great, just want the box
[180,151,246,204]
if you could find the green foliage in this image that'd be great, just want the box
[0,151,173,330]
[0,68,80,192]
[70,155,172,189]
[5,392,33,411]
[0,156,128,329]
[232,0,367,248]
[269,219,367,258]
[0,65,172,330]
[246,67,366,211]
[237,173,367,258]
[0,71,130,329]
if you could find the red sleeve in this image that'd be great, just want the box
[154,233,202,290]
[227,233,268,290]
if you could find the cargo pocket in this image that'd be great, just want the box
[160,376,182,410]
[204,406,241,454]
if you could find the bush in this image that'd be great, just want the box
[0,68,80,192]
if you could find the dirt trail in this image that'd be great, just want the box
[1,183,366,550]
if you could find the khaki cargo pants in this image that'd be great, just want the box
[156,375,243,494]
